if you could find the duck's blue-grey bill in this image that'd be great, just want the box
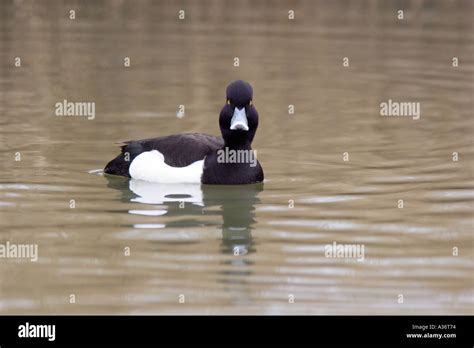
[230,107,249,131]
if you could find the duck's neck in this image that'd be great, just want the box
[224,139,252,150]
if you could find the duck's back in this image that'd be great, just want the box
[104,133,223,177]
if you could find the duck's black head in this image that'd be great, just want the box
[219,80,258,148]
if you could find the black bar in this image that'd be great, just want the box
[0,315,472,346]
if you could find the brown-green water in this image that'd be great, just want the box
[0,0,473,314]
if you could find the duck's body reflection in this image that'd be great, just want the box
[129,180,205,206]
[105,176,262,256]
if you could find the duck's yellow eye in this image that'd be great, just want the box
[249,100,253,106]
[227,99,230,105]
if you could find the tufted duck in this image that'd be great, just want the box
[104,80,264,185]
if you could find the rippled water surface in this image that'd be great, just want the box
[0,0,473,314]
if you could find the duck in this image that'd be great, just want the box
[104,80,264,185]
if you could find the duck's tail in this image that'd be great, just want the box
[104,141,144,177]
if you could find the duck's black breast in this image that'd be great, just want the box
[104,133,224,177]
[202,153,264,185]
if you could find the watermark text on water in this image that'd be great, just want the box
[55,99,95,120]
[324,241,365,262]
[380,99,420,120]
[0,241,38,262]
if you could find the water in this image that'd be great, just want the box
[0,0,473,314]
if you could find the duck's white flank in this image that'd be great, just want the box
[129,150,204,183]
